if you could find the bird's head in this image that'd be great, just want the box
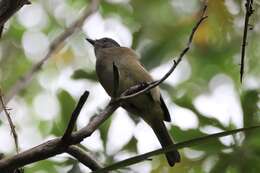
[86,37,120,49]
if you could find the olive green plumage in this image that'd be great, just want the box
[87,37,180,166]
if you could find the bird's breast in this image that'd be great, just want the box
[96,57,115,96]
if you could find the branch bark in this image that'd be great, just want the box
[0,0,99,113]
[66,146,104,171]
[240,0,254,83]
[0,99,119,172]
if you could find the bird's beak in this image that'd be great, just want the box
[86,38,95,46]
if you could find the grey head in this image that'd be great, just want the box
[86,37,120,49]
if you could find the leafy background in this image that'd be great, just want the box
[0,0,260,172]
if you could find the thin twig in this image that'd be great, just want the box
[1,0,99,113]
[67,146,104,171]
[0,89,19,153]
[62,91,89,141]
[240,0,254,83]
[118,5,208,101]
[92,125,260,173]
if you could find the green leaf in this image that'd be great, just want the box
[100,1,136,31]
[38,120,53,136]
[242,90,259,127]
[5,20,26,40]
[52,90,76,136]
[25,160,58,173]
[210,154,231,173]
[171,126,225,153]
[0,53,32,92]
[66,0,87,9]
[99,115,112,149]
[173,95,226,129]
[171,126,205,142]
[122,137,138,153]
[68,163,83,173]
[71,69,97,81]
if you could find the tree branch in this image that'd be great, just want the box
[66,146,104,172]
[92,125,260,173]
[117,4,208,101]
[0,0,99,113]
[240,0,254,83]
[0,98,119,172]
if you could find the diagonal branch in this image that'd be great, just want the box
[118,4,208,101]
[240,0,254,83]
[92,125,260,173]
[1,0,99,113]
[0,100,119,172]
[66,146,104,171]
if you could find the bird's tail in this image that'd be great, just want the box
[151,120,181,166]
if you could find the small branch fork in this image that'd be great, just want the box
[240,0,254,83]
[0,2,207,173]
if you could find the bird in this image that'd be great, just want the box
[86,37,181,166]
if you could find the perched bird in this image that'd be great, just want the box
[86,37,181,166]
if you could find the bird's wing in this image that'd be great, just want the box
[116,48,171,122]
[160,95,171,122]
[115,47,161,103]
[112,62,120,97]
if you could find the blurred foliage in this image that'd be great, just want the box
[52,90,76,136]
[72,69,97,81]
[0,0,260,173]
